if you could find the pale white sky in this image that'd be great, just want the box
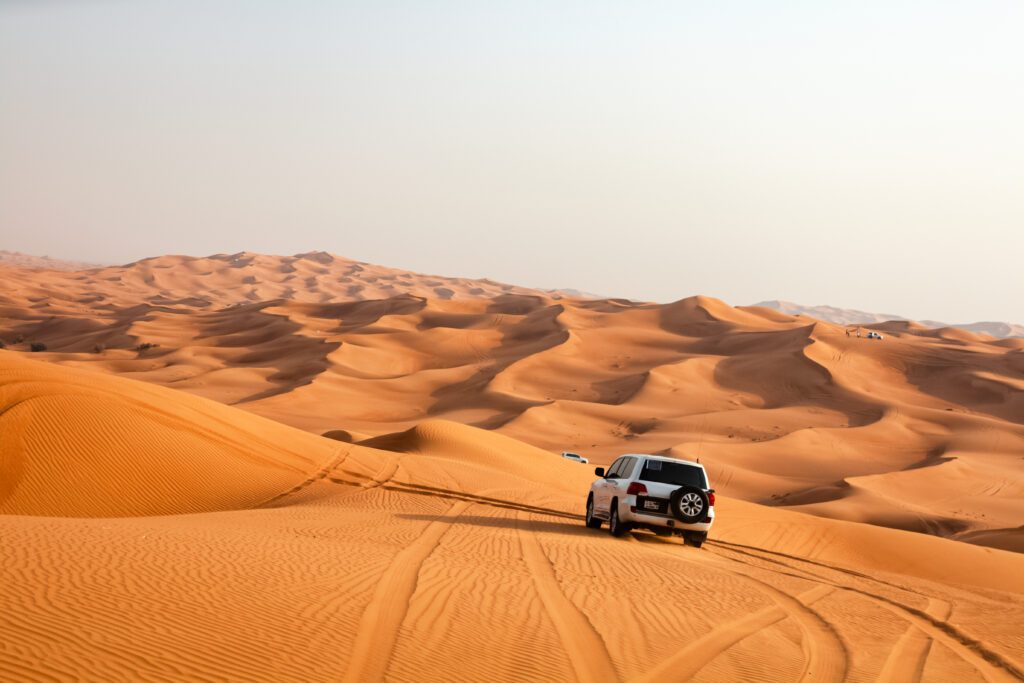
[1,1,1021,322]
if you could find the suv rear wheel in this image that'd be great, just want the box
[684,531,707,549]
[608,500,631,537]
[585,495,602,529]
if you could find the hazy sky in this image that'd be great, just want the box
[1,1,1021,322]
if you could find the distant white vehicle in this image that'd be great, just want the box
[561,451,589,464]
[866,331,884,340]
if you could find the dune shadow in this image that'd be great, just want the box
[428,301,568,420]
[903,350,1024,426]
[706,327,886,429]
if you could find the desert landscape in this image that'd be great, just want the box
[2,252,1023,682]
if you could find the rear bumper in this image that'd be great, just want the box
[623,505,713,532]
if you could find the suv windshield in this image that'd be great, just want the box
[639,460,707,488]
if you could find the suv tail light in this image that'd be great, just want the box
[626,482,647,496]
[708,491,716,506]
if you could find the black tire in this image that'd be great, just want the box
[585,495,602,529]
[670,486,710,524]
[608,500,630,537]
[684,531,707,549]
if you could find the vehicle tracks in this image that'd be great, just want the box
[876,598,951,683]
[631,584,834,683]
[257,447,350,508]
[517,511,619,683]
[327,457,403,494]
[340,500,471,683]
[353,458,401,491]
[708,541,1024,682]
[633,535,847,682]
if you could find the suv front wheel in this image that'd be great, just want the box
[608,500,631,537]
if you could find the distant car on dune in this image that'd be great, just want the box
[585,453,715,548]
[561,451,589,464]
[866,331,884,340]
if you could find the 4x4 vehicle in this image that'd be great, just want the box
[585,454,715,548]
[561,451,589,464]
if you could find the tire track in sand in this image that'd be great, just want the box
[630,584,834,683]
[340,500,470,683]
[710,542,1024,683]
[326,457,402,495]
[356,457,401,491]
[257,447,350,508]
[755,576,847,683]
[516,511,619,683]
[633,536,847,683]
[876,598,951,683]
[861,591,1021,683]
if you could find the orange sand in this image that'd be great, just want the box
[2,252,1024,681]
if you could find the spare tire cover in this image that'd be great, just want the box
[670,486,709,524]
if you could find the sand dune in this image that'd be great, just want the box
[1,251,1022,553]
[2,354,1023,681]
[0,352,332,517]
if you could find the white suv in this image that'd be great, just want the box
[585,454,715,548]
[561,451,589,464]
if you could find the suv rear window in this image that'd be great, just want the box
[639,460,707,488]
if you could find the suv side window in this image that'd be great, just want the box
[606,458,624,479]
[619,457,637,479]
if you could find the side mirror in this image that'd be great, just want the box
[594,467,605,477]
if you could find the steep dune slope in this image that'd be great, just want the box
[0,352,334,516]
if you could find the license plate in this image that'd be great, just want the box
[644,500,660,510]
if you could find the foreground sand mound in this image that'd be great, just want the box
[0,352,334,517]
[3,415,1024,681]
